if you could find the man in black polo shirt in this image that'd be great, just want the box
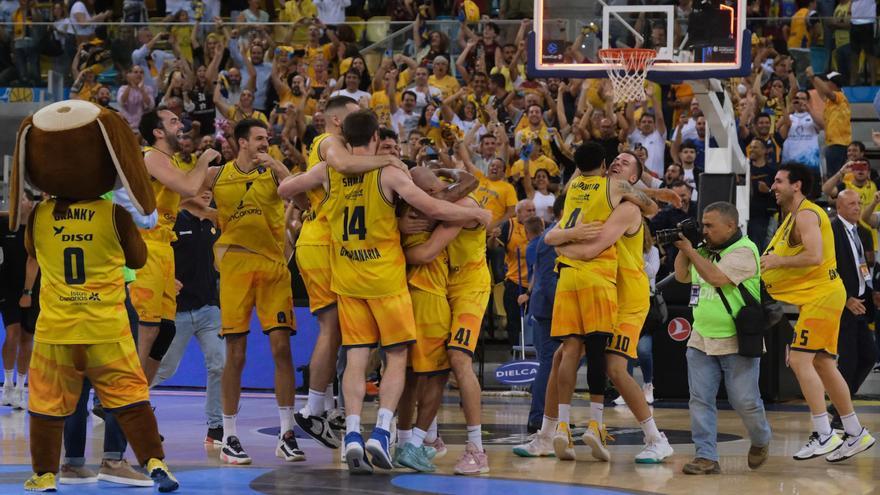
[154,188,226,446]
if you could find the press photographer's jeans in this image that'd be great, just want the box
[154,305,225,428]
[686,347,771,461]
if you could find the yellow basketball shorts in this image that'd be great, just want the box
[129,241,176,324]
[551,266,618,339]
[607,309,648,360]
[295,244,336,314]
[338,291,417,349]
[28,338,150,418]
[219,250,295,336]
[447,289,490,357]
[791,288,846,357]
[409,288,452,374]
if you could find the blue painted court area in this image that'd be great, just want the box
[0,465,270,494]
[391,474,642,495]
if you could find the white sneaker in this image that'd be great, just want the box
[825,428,875,462]
[512,432,555,458]
[635,433,673,464]
[793,432,842,460]
[10,388,25,410]
[643,383,654,405]
[581,420,611,462]
[552,423,576,461]
[612,396,627,406]
[1,383,13,406]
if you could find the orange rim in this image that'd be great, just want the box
[598,48,657,71]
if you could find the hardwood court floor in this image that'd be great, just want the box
[0,389,877,494]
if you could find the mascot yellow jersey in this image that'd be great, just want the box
[212,160,286,263]
[557,175,616,279]
[326,167,407,298]
[297,133,333,247]
[762,199,842,305]
[31,199,129,344]
[141,146,182,243]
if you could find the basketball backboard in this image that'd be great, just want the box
[528,0,750,83]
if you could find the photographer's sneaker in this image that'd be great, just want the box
[825,428,875,462]
[205,426,223,446]
[59,464,98,484]
[220,435,252,465]
[552,422,576,461]
[513,432,555,458]
[793,432,842,460]
[296,411,340,449]
[97,459,152,486]
[276,430,306,462]
[635,433,673,464]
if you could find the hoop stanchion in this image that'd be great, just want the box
[598,48,657,103]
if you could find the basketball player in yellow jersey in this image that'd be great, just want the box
[761,163,875,462]
[394,165,479,473]
[133,110,219,382]
[293,96,410,445]
[200,119,303,465]
[23,198,178,492]
[553,152,674,464]
[278,110,490,474]
[543,142,657,461]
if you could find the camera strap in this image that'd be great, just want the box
[714,283,760,319]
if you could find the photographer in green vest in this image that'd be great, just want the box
[672,201,772,475]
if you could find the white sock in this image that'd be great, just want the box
[397,428,412,445]
[639,416,662,443]
[467,425,483,451]
[222,414,237,442]
[15,374,25,391]
[411,427,427,448]
[812,413,832,436]
[279,406,295,434]
[540,415,558,436]
[376,408,393,432]
[301,388,325,417]
[840,412,863,437]
[425,417,438,443]
[558,404,571,425]
[324,383,335,411]
[591,402,604,425]
[3,369,12,386]
[345,414,361,436]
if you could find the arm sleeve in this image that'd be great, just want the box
[715,247,758,285]
[112,187,158,229]
[113,204,148,269]
[131,44,148,65]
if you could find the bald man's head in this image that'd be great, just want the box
[836,189,862,224]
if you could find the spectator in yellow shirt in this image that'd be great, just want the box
[809,68,851,177]
[508,139,560,180]
[428,56,460,99]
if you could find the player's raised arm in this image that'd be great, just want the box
[321,134,409,175]
[277,162,328,210]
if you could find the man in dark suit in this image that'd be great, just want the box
[830,190,878,429]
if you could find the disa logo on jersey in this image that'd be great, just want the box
[61,233,94,242]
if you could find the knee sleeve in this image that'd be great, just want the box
[148,319,176,361]
[584,334,609,397]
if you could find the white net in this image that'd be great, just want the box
[598,48,657,103]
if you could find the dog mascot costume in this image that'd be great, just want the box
[9,100,178,492]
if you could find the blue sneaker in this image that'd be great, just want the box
[396,443,436,472]
[365,428,394,469]
[344,432,373,474]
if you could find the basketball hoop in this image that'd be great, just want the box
[598,48,657,103]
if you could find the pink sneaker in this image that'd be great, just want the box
[454,442,489,475]
[425,436,447,458]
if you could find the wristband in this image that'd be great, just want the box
[22,288,33,296]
